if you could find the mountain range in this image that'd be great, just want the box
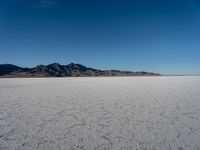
[0,63,160,77]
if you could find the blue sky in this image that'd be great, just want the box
[0,0,200,75]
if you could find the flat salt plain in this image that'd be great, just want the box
[0,77,200,150]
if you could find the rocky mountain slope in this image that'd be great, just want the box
[0,63,160,77]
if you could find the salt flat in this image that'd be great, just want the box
[0,77,200,150]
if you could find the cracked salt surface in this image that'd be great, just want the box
[0,77,200,150]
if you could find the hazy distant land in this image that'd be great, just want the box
[0,63,160,77]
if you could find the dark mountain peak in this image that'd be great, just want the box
[0,64,22,75]
[48,63,61,67]
[68,62,75,65]
[0,63,161,77]
[32,63,68,77]
[67,62,79,67]
[0,64,21,68]
[67,63,88,71]
[35,64,45,68]
[47,63,63,70]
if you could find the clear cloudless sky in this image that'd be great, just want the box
[0,0,200,75]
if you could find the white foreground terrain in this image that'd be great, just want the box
[0,77,200,150]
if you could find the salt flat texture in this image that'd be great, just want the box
[0,77,200,150]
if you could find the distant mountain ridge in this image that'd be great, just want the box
[0,63,160,77]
